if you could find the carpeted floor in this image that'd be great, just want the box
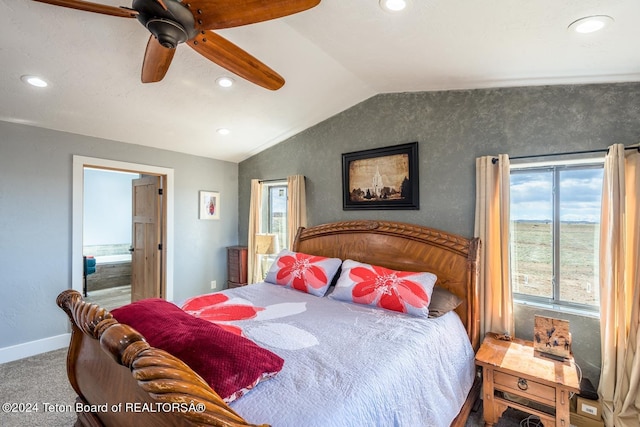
[0,348,77,427]
[466,406,535,427]
[0,348,532,426]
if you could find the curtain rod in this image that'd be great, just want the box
[258,178,286,183]
[492,144,640,164]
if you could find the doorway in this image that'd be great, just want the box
[83,168,139,309]
[72,156,175,304]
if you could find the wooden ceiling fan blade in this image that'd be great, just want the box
[183,0,320,30]
[154,0,168,11]
[187,31,284,90]
[32,0,137,18]
[141,36,176,83]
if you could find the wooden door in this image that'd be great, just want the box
[131,175,163,301]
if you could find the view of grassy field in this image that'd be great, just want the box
[510,221,600,306]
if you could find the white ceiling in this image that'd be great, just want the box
[2,0,639,163]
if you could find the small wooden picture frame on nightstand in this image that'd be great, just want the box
[533,315,571,361]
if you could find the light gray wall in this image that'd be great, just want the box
[0,121,239,350]
[238,82,640,387]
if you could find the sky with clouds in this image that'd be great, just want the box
[510,168,604,223]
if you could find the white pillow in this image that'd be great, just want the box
[330,259,437,317]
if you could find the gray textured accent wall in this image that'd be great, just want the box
[239,82,640,387]
[0,121,239,351]
[239,83,640,238]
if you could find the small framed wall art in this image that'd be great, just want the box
[199,190,220,220]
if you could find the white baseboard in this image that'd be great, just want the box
[0,333,71,364]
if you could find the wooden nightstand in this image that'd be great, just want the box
[475,333,580,427]
[227,246,248,288]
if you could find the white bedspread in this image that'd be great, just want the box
[187,283,475,427]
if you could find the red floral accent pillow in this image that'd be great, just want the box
[329,259,437,317]
[264,249,342,297]
[111,298,284,403]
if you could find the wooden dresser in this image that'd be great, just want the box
[226,246,248,288]
[475,333,580,427]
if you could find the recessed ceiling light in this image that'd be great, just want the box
[21,75,48,88]
[217,128,230,135]
[568,15,614,34]
[379,0,408,12]
[216,76,234,88]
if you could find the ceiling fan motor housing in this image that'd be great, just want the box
[132,0,197,49]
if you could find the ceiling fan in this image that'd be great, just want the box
[32,0,321,90]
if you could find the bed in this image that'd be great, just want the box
[57,220,481,427]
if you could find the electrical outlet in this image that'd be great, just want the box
[210,280,217,289]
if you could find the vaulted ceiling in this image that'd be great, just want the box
[1,0,639,162]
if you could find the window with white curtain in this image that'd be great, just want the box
[510,160,604,312]
[260,181,288,251]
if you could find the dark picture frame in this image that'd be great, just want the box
[342,142,419,210]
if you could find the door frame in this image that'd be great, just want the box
[72,156,175,301]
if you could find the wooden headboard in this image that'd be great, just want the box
[292,220,480,350]
[57,220,480,427]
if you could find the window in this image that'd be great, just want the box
[510,161,603,311]
[261,181,288,251]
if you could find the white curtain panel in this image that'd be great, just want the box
[287,175,307,248]
[474,154,514,337]
[598,144,640,427]
[248,179,263,284]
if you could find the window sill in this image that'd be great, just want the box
[513,298,600,319]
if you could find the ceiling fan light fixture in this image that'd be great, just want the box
[33,0,319,90]
[134,0,197,49]
[568,15,614,34]
[146,18,188,48]
[216,76,235,88]
[217,128,230,135]
[21,75,48,88]
[379,0,408,12]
